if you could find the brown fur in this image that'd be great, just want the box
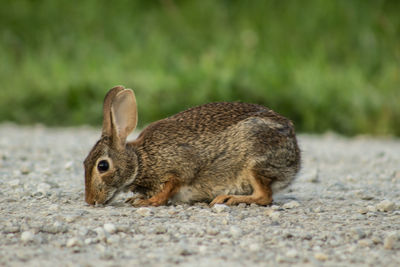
[84,86,301,206]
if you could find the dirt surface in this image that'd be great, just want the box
[0,124,399,266]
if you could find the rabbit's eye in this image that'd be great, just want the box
[97,160,109,172]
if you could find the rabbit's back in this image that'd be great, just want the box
[135,102,293,144]
[169,102,290,134]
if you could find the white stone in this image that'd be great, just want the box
[376,200,396,212]
[136,207,153,217]
[283,201,300,209]
[53,221,63,228]
[271,205,280,210]
[212,204,229,213]
[313,206,323,213]
[367,205,377,212]
[21,231,35,243]
[269,211,280,222]
[104,223,117,234]
[84,238,95,245]
[206,227,219,236]
[64,161,73,170]
[303,168,319,183]
[106,235,120,244]
[94,227,108,241]
[49,204,60,211]
[249,243,260,252]
[358,239,372,247]
[229,226,243,238]
[314,252,328,261]
[358,208,368,214]
[20,166,30,175]
[64,215,77,223]
[286,249,298,258]
[384,232,399,250]
[8,179,20,187]
[198,245,207,254]
[264,208,274,216]
[66,237,81,248]
[37,182,51,194]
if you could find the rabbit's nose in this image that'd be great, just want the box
[85,194,96,205]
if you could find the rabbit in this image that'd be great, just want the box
[84,85,301,207]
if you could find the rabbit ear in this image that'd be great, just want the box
[111,89,138,148]
[102,86,125,137]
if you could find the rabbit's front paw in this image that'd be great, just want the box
[125,194,147,207]
[209,194,272,206]
[125,195,167,207]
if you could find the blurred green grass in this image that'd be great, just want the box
[0,0,399,135]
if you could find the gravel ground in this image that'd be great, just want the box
[0,123,400,267]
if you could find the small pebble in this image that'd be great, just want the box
[283,201,300,209]
[219,238,231,244]
[355,191,374,200]
[249,243,261,252]
[286,249,298,258]
[106,235,120,244]
[104,223,117,234]
[229,226,243,238]
[269,211,280,222]
[64,161,73,170]
[264,208,274,216]
[78,227,88,236]
[384,232,399,250]
[84,238,95,245]
[136,207,153,217]
[49,204,60,211]
[212,204,229,213]
[3,225,20,233]
[64,215,77,223]
[358,208,368,214]
[36,183,51,195]
[20,166,30,175]
[271,205,280,210]
[314,252,328,261]
[21,231,35,243]
[154,226,167,234]
[367,205,377,212]
[198,245,207,254]
[8,179,20,187]
[178,248,192,256]
[15,251,32,261]
[351,228,366,240]
[305,169,319,183]
[41,224,63,234]
[358,239,372,247]
[206,227,219,236]
[347,245,357,253]
[376,200,396,212]
[371,235,382,244]
[100,251,114,260]
[313,206,323,213]
[66,237,81,248]
[94,227,108,241]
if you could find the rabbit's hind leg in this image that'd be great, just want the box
[209,169,273,206]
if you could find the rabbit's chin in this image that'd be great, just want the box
[102,188,120,205]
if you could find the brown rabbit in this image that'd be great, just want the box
[84,86,300,207]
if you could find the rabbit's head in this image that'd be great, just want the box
[84,86,139,205]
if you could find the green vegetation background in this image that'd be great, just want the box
[1,0,399,135]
